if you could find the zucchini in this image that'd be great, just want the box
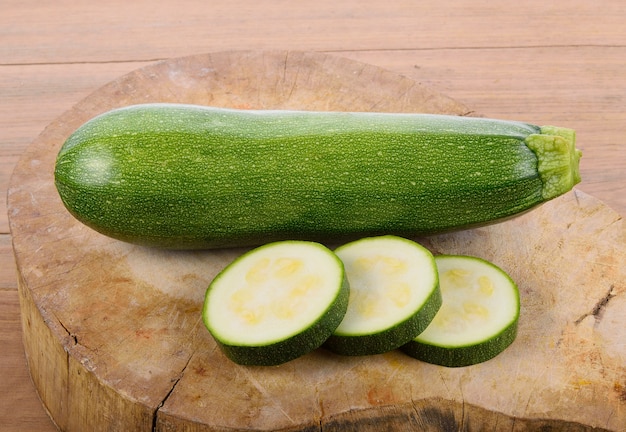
[202,240,349,366]
[324,236,441,356]
[54,103,582,249]
[401,255,519,367]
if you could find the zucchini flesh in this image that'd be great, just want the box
[324,236,441,356]
[202,241,349,366]
[402,255,519,367]
[54,103,582,249]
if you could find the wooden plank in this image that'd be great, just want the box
[0,62,148,155]
[1,157,20,234]
[1,2,624,429]
[0,62,150,233]
[8,50,625,432]
[0,287,58,432]
[0,235,17,289]
[1,0,625,65]
[0,236,57,431]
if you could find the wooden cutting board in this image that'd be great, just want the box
[7,50,626,432]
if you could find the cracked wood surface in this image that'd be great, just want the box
[7,50,626,431]
[2,1,626,431]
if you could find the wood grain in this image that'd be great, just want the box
[8,50,625,431]
[0,289,57,432]
[3,0,626,64]
[2,1,625,430]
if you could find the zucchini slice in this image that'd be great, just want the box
[324,236,441,356]
[202,241,349,366]
[402,255,519,367]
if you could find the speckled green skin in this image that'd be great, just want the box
[54,103,581,249]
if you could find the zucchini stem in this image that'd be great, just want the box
[525,126,582,200]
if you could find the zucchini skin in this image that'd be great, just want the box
[401,319,518,367]
[324,283,442,356]
[54,103,581,249]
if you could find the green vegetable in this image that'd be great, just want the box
[54,103,582,249]
[402,255,519,367]
[202,241,349,366]
[324,236,441,356]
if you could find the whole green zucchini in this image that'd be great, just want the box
[54,103,581,249]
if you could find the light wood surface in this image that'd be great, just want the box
[8,49,626,431]
[2,1,625,431]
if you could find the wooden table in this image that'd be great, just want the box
[1,2,624,430]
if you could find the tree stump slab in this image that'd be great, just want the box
[7,50,626,431]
